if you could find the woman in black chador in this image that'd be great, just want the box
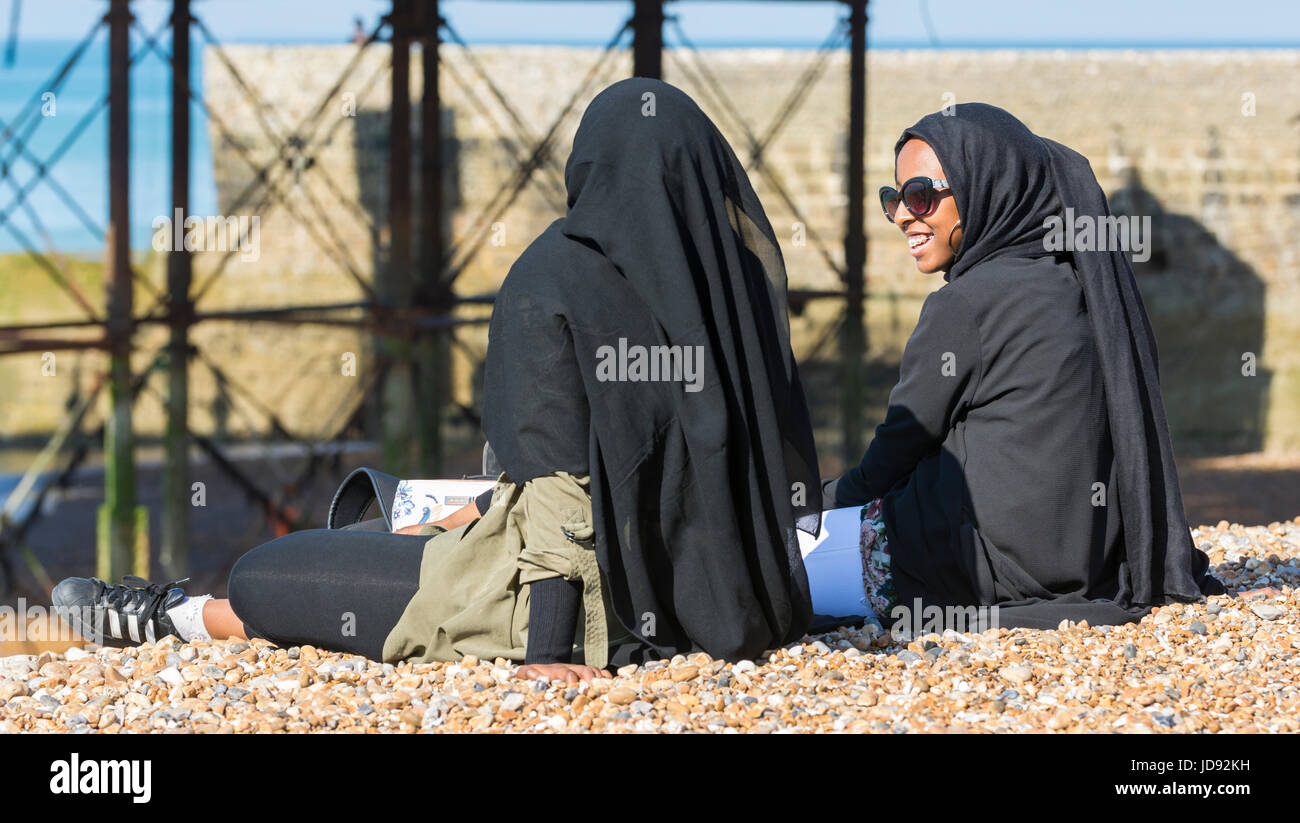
[825,102,1231,632]
[51,78,823,683]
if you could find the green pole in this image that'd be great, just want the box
[100,0,144,583]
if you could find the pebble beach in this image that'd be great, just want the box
[2,517,1297,734]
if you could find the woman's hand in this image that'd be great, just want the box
[515,663,612,684]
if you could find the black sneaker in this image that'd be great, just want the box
[51,575,190,647]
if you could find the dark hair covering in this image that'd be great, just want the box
[896,102,1223,608]
[482,78,822,663]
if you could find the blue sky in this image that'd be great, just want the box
[10,0,1300,47]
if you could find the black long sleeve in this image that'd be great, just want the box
[828,287,981,507]
[524,576,582,664]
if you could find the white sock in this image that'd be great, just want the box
[165,594,213,642]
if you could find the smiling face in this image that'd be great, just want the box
[891,138,962,274]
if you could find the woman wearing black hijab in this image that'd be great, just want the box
[823,102,1226,632]
[469,76,823,665]
[51,78,822,681]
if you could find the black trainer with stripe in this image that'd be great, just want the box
[51,575,189,647]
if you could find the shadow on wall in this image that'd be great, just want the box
[1109,169,1270,457]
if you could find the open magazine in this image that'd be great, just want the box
[391,478,498,532]
[390,479,875,624]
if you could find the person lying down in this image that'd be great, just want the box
[51,77,826,685]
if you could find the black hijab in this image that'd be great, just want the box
[895,102,1222,609]
[482,78,822,662]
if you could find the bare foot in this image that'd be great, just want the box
[515,663,612,684]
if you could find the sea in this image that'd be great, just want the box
[0,37,217,254]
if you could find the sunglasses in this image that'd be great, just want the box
[879,177,951,223]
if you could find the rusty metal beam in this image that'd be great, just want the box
[840,0,868,465]
[0,337,109,356]
[101,0,143,582]
[378,0,417,476]
[162,0,192,581]
[631,0,663,79]
[415,0,445,475]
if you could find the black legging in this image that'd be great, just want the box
[227,518,424,661]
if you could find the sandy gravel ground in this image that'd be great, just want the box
[2,517,1297,734]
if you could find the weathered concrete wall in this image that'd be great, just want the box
[6,46,1298,459]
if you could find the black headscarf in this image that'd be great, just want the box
[895,102,1222,609]
[482,78,822,662]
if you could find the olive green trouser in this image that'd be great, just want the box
[380,471,631,667]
